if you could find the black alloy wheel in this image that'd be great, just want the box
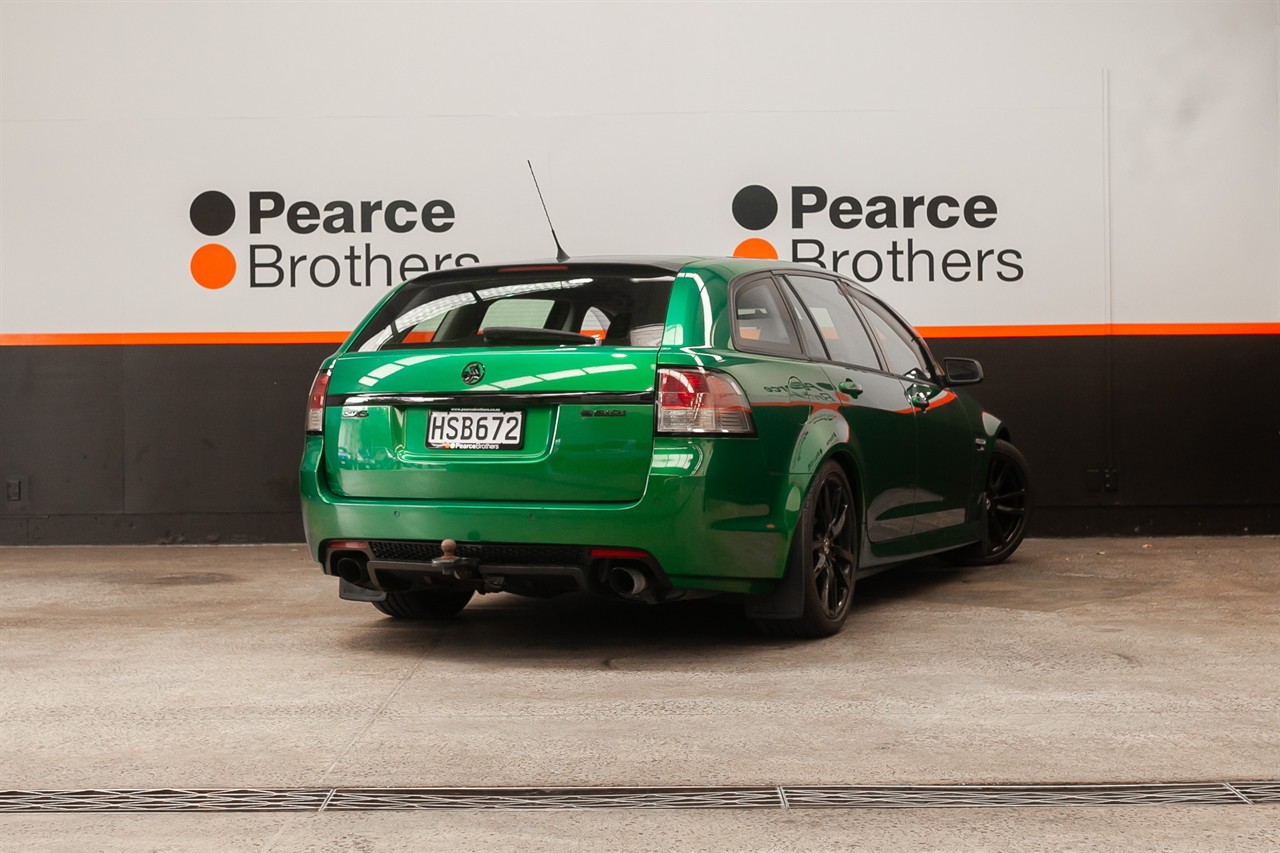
[951,438,1030,566]
[985,440,1030,555]
[756,460,858,638]
[810,468,856,620]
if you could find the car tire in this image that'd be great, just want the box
[949,438,1031,566]
[754,460,858,638]
[372,588,474,620]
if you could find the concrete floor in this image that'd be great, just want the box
[2,537,1277,851]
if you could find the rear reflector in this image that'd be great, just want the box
[656,368,755,435]
[590,548,653,559]
[327,540,369,552]
[305,369,330,434]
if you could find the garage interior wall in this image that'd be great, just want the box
[1,1,1277,544]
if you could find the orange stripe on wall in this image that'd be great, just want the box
[0,323,1276,347]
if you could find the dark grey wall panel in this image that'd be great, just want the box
[931,334,1280,513]
[1025,505,1276,536]
[928,336,1111,508]
[1,337,1276,544]
[0,517,28,544]
[1109,334,1280,506]
[120,345,333,514]
[22,512,303,545]
[0,346,125,515]
[2,343,333,543]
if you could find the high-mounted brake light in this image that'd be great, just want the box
[656,368,755,435]
[305,369,330,434]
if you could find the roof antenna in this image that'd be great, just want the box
[527,160,570,263]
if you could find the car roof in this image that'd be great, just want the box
[406,255,854,283]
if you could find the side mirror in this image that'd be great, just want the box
[943,357,984,386]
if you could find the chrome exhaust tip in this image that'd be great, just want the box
[607,565,649,598]
[334,555,368,585]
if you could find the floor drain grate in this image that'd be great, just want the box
[2,782,1276,813]
[325,787,781,810]
[1232,782,1280,804]
[0,789,329,813]
[782,783,1247,809]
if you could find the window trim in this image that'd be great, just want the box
[775,275,831,362]
[848,287,942,383]
[347,269,675,353]
[779,271,886,372]
[728,273,806,358]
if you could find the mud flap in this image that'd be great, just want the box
[742,561,805,620]
[978,492,992,555]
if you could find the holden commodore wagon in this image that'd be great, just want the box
[300,256,1029,636]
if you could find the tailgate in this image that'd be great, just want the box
[324,348,659,502]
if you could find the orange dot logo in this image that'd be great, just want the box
[190,243,236,289]
[733,238,779,260]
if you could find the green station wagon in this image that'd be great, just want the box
[301,257,1029,636]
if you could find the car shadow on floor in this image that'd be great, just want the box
[336,557,994,665]
[855,556,988,606]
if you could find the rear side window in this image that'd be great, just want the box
[783,274,881,370]
[352,271,674,352]
[731,277,802,357]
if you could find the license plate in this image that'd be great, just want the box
[427,409,524,450]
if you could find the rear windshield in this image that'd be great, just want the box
[351,270,675,352]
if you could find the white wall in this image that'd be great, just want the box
[2,0,1276,334]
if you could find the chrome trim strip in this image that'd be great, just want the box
[327,391,654,408]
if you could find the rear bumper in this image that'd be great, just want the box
[332,541,602,597]
[300,435,793,594]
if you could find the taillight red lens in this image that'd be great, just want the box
[305,369,330,434]
[659,368,705,409]
[656,368,755,435]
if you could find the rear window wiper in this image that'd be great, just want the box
[481,326,600,347]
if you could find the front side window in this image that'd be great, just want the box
[854,293,932,380]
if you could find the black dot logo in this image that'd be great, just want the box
[732,185,778,231]
[189,190,236,236]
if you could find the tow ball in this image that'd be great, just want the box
[432,538,479,579]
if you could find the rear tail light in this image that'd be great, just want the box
[305,368,331,434]
[656,368,755,435]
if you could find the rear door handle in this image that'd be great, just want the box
[838,379,863,398]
